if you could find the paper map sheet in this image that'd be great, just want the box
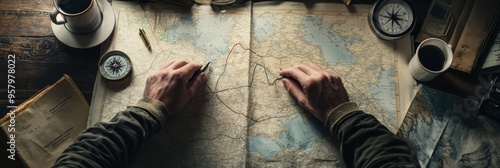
[91,2,415,167]
[398,85,500,167]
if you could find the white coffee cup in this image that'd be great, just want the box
[50,0,102,34]
[409,38,453,82]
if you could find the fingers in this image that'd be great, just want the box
[165,60,188,70]
[282,78,308,106]
[309,64,337,84]
[281,64,344,89]
[161,60,176,69]
[162,60,189,70]
[178,62,203,79]
[279,66,309,85]
[187,72,206,95]
[296,64,315,75]
[309,64,327,74]
[183,63,206,98]
[160,60,203,80]
[280,64,331,87]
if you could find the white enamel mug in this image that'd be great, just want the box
[409,38,453,82]
[50,0,102,34]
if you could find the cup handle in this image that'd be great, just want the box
[50,8,66,24]
[96,0,104,14]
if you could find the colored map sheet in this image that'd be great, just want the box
[398,85,500,167]
[90,2,416,167]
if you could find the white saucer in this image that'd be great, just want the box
[51,0,115,49]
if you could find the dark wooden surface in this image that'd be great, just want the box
[0,0,101,117]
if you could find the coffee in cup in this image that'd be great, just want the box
[409,38,453,82]
[418,45,446,71]
[50,0,102,34]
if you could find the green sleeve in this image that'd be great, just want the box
[325,102,419,168]
[52,98,168,168]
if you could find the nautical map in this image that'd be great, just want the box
[398,85,500,167]
[96,2,408,167]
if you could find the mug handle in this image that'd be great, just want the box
[50,8,67,24]
[96,0,103,12]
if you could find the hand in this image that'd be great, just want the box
[279,64,349,123]
[143,60,206,115]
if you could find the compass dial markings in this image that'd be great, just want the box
[375,0,414,36]
[369,0,416,40]
[99,51,132,80]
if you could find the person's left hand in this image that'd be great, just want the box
[143,60,206,116]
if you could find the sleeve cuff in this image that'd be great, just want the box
[325,102,361,133]
[133,98,171,127]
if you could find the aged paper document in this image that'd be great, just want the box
[0,75,89,168]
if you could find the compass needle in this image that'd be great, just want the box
[369,0,415,40]
[99,51,133,80]
[395,7,401,16]
[394,18,402,28]
[383,18,391,25]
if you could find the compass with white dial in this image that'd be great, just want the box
[369,0,416,40]
[99,51,132,80]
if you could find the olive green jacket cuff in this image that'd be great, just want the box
[324,102,361,133]
[133,98,170,128]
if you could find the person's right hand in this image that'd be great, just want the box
[279,64,350,123]
[143,60,206,116]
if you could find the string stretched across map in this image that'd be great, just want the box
[90,2,415,167]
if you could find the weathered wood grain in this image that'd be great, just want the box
[0,10,53,36]
[0,36,100,117]
[0,0,53,11]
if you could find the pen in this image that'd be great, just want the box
[188,62,211,82]
[139,28,151,49]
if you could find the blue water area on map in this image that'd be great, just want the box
[248,113,328,159]
[301,15,357,66]
[165,14,235,60]
[252,14,274,42]
[369,68,396,123]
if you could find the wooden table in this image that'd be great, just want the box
[0,0,101,117]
